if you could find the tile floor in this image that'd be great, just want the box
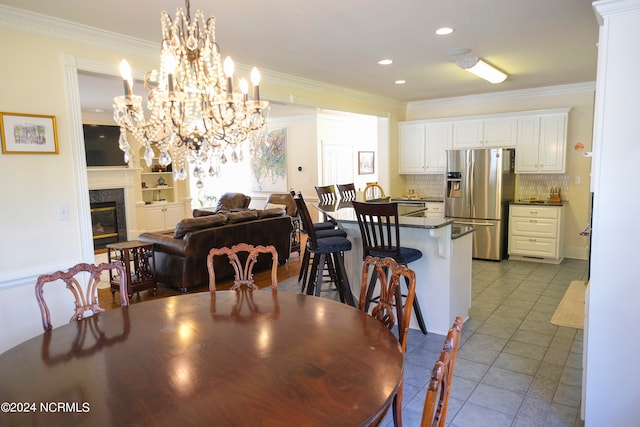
[286,258,589,427]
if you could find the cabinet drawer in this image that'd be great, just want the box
[509,235,558,258]
[510,205,559,219]
[510,217,558,238]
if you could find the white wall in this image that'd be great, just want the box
[586,1,640,424]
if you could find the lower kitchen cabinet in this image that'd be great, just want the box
[143,203,185,232]
[425,202,444,218]
[508,204,564,263]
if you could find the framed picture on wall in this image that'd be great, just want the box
[0,112,59,154]
[358,151,374,175]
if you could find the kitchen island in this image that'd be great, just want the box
[315,201,474,335]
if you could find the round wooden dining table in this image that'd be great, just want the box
[0,290,403,426]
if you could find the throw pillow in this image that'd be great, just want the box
[174,214,227,239]
[266,203,287,211]
[225,210,259,224]
[193,208,217,217]
[257,208,286,219]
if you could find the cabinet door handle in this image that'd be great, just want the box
[529,219,538,223]
[529,238,537,242]
[530,211,539,215]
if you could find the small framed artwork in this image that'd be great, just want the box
[358,151,374,175]
[1,112,59,154]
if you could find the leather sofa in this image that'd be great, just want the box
[138,207,293,292]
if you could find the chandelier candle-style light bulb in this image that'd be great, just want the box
[119,59,133,97]
[240,78,249,104]
[112,0,269,180]
[223,56,234,95]
[251,67,261,101]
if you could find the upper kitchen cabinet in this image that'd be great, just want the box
[515,109,569,173]
[399,120,452,174]
[453,117,517,149]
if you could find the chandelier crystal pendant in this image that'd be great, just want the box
[113,0,269,186]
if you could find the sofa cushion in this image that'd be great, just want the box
[257,208,286,219]
[174,214,227,239]
[226,210,259,224]
[193,208,218,217]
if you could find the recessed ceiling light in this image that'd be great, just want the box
[377,59,393,65]
[446,48,471,56]
[435,27,454,36]
[395,80,406,85]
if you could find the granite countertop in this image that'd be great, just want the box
[315,201,452,230]
[510,200,566,206]
[451,224,476,239]
[391,197,444,203]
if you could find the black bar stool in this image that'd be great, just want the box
[294,193,354,306]
[352,200,428,334]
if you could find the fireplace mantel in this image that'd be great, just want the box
[87,166,139,190]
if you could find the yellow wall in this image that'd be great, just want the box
[0,15,404,352]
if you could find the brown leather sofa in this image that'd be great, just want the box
[138,208,293,292]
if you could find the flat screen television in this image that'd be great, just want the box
[83,124,127,167]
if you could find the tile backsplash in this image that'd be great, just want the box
[517,174,569,201]
[402,173,569,201]
[404,174,445,198]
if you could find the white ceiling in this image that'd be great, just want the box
[1,0,599,105]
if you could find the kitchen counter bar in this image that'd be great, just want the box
[314,200,472,335]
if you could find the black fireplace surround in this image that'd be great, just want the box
[89,189,127,250]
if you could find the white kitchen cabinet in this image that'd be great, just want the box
[452,117,517,149]
[143,203,185,232]
[424,202,444,218]
[515,111,568,173]
[398,121,452,174]
[508,204,564,263]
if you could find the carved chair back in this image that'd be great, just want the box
[207,243,278,292]
[421,317,464,427]
[35,261,129,331]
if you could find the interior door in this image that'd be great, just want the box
[321,142,353,186]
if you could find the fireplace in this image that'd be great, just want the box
[91,202,119,249]
[89,189,127,250]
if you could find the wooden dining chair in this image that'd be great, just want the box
[421,317,464,427]
[337,183,357,201]
[35,261,129,332]
[207,243,278,292]
[359,255,416,427]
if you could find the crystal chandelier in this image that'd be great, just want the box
[113,0,269,185]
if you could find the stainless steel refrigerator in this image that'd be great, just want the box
[445,148,515,260]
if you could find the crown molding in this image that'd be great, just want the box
[0,4,157,58]
[0,4,404,113]
[407,82,596,110]
[594,0,640,25]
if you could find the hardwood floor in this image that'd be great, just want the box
[98,244,304,310]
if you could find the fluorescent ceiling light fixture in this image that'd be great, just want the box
[395,80,406,85]
[435,27,454,35]
[377,59,393,65]
[455,57,507,84]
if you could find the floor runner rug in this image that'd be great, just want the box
[550,280,587,329]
